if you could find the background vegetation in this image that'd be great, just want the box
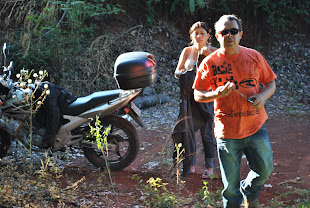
[0,0,309,96]
[0,1,309,207]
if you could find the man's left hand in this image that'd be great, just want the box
[249,94,265,109]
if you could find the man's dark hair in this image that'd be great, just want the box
[215,14,243,34]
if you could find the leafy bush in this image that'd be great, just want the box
[145,0,207,23]
[0,0,123,92]
[216,0,310,38]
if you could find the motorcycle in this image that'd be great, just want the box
[0,43,157,170]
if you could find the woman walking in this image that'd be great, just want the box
[172,21,217,178]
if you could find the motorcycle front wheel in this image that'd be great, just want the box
[82,115,140,171]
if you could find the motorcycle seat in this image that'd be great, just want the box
[65,89,122,116]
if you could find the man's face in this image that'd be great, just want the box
[216,20,243,50]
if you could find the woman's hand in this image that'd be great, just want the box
[174,69,187,79]
[200,46,210,55]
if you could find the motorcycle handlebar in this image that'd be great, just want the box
[8,61,13,71]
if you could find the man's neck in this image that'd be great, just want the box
[220,46,240,55]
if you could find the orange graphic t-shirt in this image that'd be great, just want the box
[193,46,277,139]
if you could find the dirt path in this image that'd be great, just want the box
[129,114,310,207]
[65,114,309,207]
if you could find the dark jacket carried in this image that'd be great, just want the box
[172,68,213,175]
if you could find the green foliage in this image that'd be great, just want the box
[216,0,310,38]
[131,174,192,207]
[144,177,176,207]
[146,0,207,23]
[88,116,111,151]
[171,0,207,14]
[146,0,159,24]
[88,116,114,191]
[56,0,123,38]
[195,181,222,207]
[1,0,123,89]
[137,176,190,207]
[270,187,310,208]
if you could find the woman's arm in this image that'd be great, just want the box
[174,47,188,78]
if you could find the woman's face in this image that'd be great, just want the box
[191,27,209,45]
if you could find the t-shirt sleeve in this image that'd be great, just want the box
[257,52,277,85]
[193,61,211,90]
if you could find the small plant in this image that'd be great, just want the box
[195,181,222,207]
[15,69,49,156]
[143,177,178,207]
[174,142,184,185]
[88,115,114,191]
[131,174,191,207]
[37,152,63,179]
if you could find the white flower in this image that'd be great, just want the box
[33,73,38,78]
[46,90,50,95]
[16,74,21,78]
[28,79,32,84]
[37,101,42,105]
[20,82,26,87]
[39,70,44,75]
[178,143,182,148]
[12,95,16,98]
[44,84,48,89]
[25,88,31,93]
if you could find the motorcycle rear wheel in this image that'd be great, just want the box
[83,115,140,171]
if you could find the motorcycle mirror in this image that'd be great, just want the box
[3,43,7,67]
[3,43,6,55]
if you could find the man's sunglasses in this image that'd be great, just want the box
[219,28,240,35]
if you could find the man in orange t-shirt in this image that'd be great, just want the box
[193,14,276,208]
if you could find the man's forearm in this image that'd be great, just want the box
[194,82,235,103]
[261,80,276,101]
[194,89,218,103]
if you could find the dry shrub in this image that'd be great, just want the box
[1,1,187,96]
[78,21,186,95]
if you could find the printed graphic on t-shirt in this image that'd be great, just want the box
[210,61,258,90]
[239,78,257,88]
[225,109,260,117]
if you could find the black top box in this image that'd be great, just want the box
[114,52,157,90]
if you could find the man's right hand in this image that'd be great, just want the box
[194,81,235,103]
[216,81,235,98]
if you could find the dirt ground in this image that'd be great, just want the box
[63,114,310,207]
